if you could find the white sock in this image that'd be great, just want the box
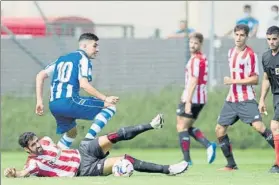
[85,106,116,139]
[57,134,75,149]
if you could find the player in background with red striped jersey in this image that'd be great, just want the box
[3,114,188,178]
[216,24,275,171]
[176,32,217,166]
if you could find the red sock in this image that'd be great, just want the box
[274,134,279,166]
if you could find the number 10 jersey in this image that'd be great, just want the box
[44,49,92,102]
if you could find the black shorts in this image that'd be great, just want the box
[217,100,262,126]
[176,102,205,119]
[273,94,279,121]
[77,138,109,176]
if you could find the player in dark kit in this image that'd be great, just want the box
[259,26,279,173]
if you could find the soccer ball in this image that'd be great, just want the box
[112,159,134,177]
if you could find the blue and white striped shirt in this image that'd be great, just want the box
[44,50,92,101]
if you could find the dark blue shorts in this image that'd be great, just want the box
[176,102,205,119]
[217,100,262,126]
[77,138,109,176]
[273,94,279,121]
[49,96,105,134]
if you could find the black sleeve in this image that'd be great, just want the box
[261,55,267,73]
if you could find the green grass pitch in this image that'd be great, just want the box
[1,149,278,185]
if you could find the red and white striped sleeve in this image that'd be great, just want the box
[190,58,200,78]
[228,48,234,59]
[39,136,55,147]
[24,159,39,176]
[248,51,259,77]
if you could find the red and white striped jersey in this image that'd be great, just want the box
[226,46,259,102]
[24,137,81,177]
[181,52,208,104]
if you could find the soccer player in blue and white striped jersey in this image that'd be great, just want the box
[35,33,119,149]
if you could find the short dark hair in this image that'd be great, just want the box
[18,132,36,148]
[271,5,279,12]
[244,4,251,10]
[189,32,204,43]
[78,33,99,42]
[234,24,250,36]
[266,26,279,35]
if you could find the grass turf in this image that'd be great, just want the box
[1,149,278,185]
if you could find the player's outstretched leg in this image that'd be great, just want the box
[89,114,189,176]
[102,155,188,176]
[216,124,238,171]
[106,114,164,143]
[188,127,217,164]
[85,105,117,139]
[124,154,188,176]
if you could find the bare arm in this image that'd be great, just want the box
[35,61,55,115]
[232,75,259,85]
[79,77,106,101]
[185,77,198,103]
[259,72,270,101]
[36,70,49,104]
[15,169,31,178]
[4,168,31,178]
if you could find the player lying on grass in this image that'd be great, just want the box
[4,114,188,178]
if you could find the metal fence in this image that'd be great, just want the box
[0,37,269,97]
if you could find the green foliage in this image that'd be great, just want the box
[1,86,275,150]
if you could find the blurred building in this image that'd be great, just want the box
[1,16,95,38]
[1,1,277,38]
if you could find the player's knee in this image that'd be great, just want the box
[271,120,279,133]
[215,124,225,136]
[252,121,266,133]
[105,103,117,111]
[176,123,183,132]
[176,120,190,132]
[67,127,78,138]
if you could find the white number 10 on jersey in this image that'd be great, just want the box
[56,62,73,82]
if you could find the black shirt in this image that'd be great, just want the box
[262,50,279,94]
